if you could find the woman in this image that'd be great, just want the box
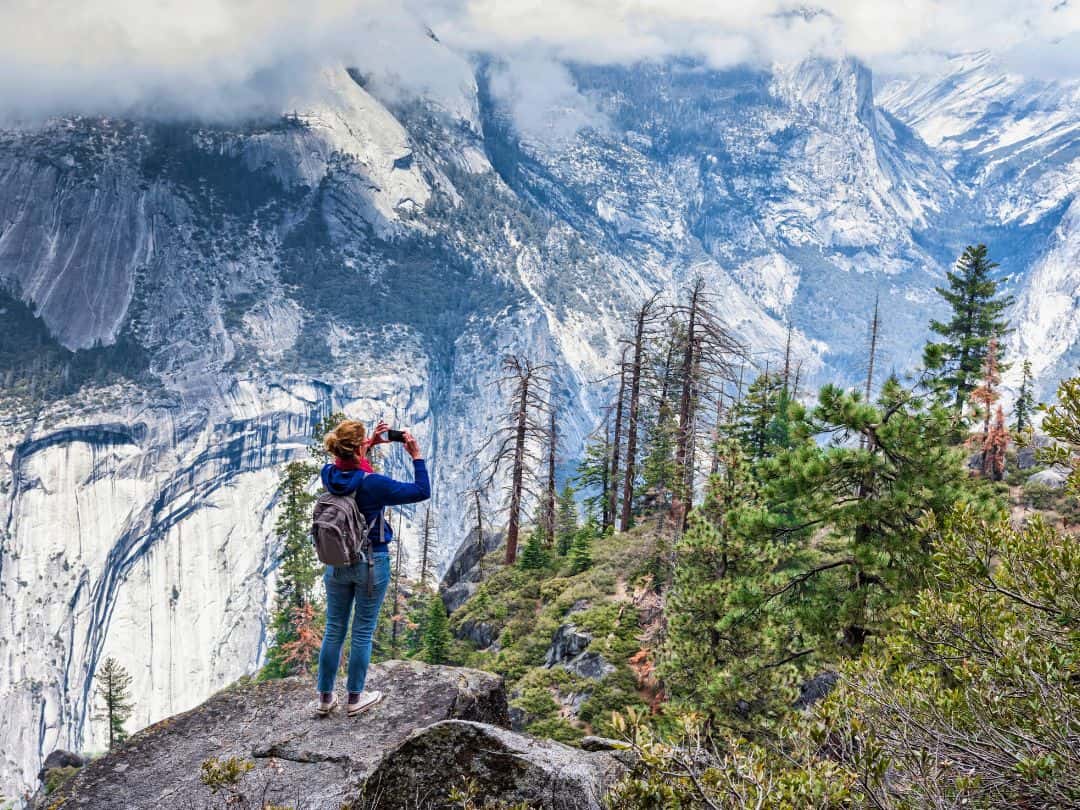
[316,419,430,717]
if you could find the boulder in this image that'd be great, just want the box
[37,749,86,782]
[1015,445,1039,470]
[1028,464,1071,490]
[564,652,615,681]
[793,671,839,710]
[37,661,508,810]
[544,624,592,667]
[352,720,628,810]
[439,528,503,613]
[441,581,477,614]
[456,617,499,649]
[556,687,592,716]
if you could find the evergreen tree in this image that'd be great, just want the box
[420,595,452,665]
[568,518,596,574]
[731,371,790,461]
[639,399,678,512]
[273,461,320,607]
[94,657,134,751]
[660,439,799,722]
[518,526,550,570]
[925,244,1013,414]
[1013,359,1035,433]
[576,425,613,523]
[555,483,578,555]
[757,377,997,652]
[262,459,321,679]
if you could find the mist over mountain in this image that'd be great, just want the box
[1,10,1078,799]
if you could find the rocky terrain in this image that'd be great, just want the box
[2,41,1077,797]
[31,660,628,810]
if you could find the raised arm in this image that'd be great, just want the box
[364,431,430,505]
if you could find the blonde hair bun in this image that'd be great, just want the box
[324,420,367,460]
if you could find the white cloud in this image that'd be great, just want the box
[0,0,1077,125]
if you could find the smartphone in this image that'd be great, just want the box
[386,429,407,442]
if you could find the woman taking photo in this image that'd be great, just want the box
[315,419,430,717]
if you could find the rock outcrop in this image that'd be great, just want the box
[544,624,592,667]
[34,660,626,810]
[439,529,504,614]
[354,720,628,810]
[37,661,508,810]
[1027,464,1072,490]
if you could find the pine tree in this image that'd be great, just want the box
[925,244,1013,414]
[1014,359,1035,434]
[518,526,550,570]
[262,459,321,679]
[660,440,798,722]
[576,422,613,523]
[555,483,578,556]
[94,657,134,751]
[420,595,452,665]
[759,378,994,652]
[568,518,596,574]
[273,461,320,607]
[731,371,788,460]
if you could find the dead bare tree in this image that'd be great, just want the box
[671,278,747,524]
[545,403,558,544]
[619,293,663,531]
[864,294,880,402]
[473,355,552,564]
[464,485,488,579]
[607,345,630,532]
[419,506,436,590]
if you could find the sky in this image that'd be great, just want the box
[1,0,1078,124]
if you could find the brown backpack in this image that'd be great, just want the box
[311,490,381,595]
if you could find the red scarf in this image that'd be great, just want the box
[333,456,373,473]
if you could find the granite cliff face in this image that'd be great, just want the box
[1,44,1077,797]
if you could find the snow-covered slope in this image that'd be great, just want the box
[880,51,1080,390]
[1,47,1077,797]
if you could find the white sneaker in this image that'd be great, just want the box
[347,690,383,717]
[316,693,338,717]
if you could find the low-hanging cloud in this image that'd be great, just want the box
[1,0,1078,126]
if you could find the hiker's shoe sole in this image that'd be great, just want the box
[347,692,383,717]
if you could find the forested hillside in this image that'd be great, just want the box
[219,243,1080,809]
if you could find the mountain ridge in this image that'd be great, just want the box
[1,47,1076,798]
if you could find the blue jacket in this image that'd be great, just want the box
[320,459,431,553]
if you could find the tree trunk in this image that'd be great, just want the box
[607,348,628,531]
[546,405,557,544]
[420,507,432,589]
[674,280,703,522]
[474,489,485,579]
[391,510,403,656]
[505,373,530,564]
[865,295,880,402]
[620,301,650,531]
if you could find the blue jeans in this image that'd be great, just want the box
[317,553,391,693]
